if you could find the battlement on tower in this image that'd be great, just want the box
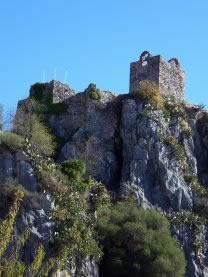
[129,51,185,101]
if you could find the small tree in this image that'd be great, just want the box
[98,200,186,277]
[14,99,56,156]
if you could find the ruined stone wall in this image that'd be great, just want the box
[29,80,75,104]
[129,52,185,101]
[45,80,75,103]
[159,59,185,101]
[129,55,160,94]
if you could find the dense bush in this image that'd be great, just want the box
[87,83,102,101]
[29,82,49,103]
[60,159,90,192]
[98,200,186,277]
[132,80,164,108]
[60,159,86,180]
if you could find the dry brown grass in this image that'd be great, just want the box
[132,80,164,108]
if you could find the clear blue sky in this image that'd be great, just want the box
[0,0,208,112]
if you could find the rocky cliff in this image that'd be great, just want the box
[1,80,208,276]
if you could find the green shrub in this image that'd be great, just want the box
[29,82,47,102]
[60,159,90,192]
[0,131,24,151]
[29,82,52,105]
[98,200,186,277]
[14,103,56,156]
[87,83,102,101]
[90,90,101,101]
[60,159,86,178]
[30,118,56,156]
[132,80,164,108]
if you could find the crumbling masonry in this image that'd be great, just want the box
[129,51,185,101]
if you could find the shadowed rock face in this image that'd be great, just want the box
[2,81,208,276]
[17,84,124,189]
[53,90,123,190]
[120,99,194,211]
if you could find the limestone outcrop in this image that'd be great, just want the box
[1,79,208,276]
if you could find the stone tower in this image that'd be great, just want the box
[29,80,75,103]
[129,51,185,101]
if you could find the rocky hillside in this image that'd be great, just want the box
[1,80,208,276]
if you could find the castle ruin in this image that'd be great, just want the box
[129,51,185,101]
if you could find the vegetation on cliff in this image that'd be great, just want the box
[132,80,208,266]
[98,200,186,277]
[86,83,102,101]
[0,89,188,276]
